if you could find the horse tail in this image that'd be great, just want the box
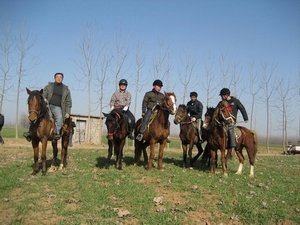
[251,129,258,157]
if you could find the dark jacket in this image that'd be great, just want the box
[221,96,248,121]
[187,99,203,119]
[43,82,72,117]
[0,113,4,128]
[142,89,165,113]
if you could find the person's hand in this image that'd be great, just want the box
[142,113,145,118]
[65,113,70,118]
[123,106,128,111]
[44,98,48,104]
[110,106,114,110]
[191,117,196,122]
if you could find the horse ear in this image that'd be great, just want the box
[103,112,109,117]
[39,89,43,95]
[26,88,31,94]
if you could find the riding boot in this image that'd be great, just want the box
[197,119,203,143]
[128,124,134,140]
[23,131,31,142]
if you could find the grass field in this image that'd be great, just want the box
[0,131,299,224]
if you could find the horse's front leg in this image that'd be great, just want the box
[59,135,69,170]
[191,142,203,168]
[116,140,125,170]
[235,147,245,175]
[182,143,188,168]
[220,149,228,177]
[210,149,217,174]
[147,140,156,170]
[105,140,113,169]
[41,138,48,176]
[49,140,58,172]
[157,141,167,170]
[31,140,40,175]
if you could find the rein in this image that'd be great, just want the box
[107,112,122,136]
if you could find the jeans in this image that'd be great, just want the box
[139,109,152,134]
[50,104,63,134]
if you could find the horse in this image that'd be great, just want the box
[202,101,258,177]
[173,104,206,169]
[103,108,129,170]
[134,91,177,170]
[26,88,72,175]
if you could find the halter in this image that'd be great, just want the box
[27,93,45,123]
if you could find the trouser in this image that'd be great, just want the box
[124,110,135,133]
[228,124,236,148]
[50,104,63,134]
[69,132,73,146]
[139,109,152,134]
[196,119,202,141]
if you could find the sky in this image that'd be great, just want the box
[1,0,300,138]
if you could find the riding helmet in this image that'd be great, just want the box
[153,79,163,87]
[119,79,128,86]
[219,88,230,96]
[190,92,198,97]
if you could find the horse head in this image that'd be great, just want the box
[162,91,177,115]
[174,104,188,125]
[202,106,215,129]
[217,101,235,124]
[26,88,47,123]
[103,109,123,140]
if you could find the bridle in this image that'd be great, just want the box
[160,94,176,114]
[27,93,44,123]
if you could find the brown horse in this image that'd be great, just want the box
[134,92,177,170]
[26,88,72,175]
[103,108,129,170]
[173,104,206,169]
[202,101,257,177]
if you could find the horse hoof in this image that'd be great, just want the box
[48,165,57,172]
[189,167,194,170]
[249,174,254,178]
[223,173,228,177]
[58,164,64,170]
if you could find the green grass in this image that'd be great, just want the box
[0,140,299,224]
[1,127,28,138]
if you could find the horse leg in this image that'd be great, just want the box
[59,134,68,170]
[157,141,166,170]
[210,149,216,174]
[134,141,142,165]
[182,143,188,168]
[105,140,113,169]
[49,140,58,172]
[244,146,255,177]
[220,149,228,177]
[148,141,156,170]
[31,140,40,175]
[41,139,48,175]
[235,146,245,175]
[116,140,125,170]
[191,142,203,168]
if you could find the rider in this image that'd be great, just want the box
[110,79,135,140]
[23,72,72,142]
[187,91,203,143]
[219,88,248,157]
[136,79,165,142]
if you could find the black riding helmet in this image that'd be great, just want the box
[153,79,163,87]
[190,91,198,97]
[119,79,128,86]
[219,88,230,96]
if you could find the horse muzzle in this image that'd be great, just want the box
[202,123,209,130]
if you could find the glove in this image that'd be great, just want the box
[191,117,196,122]
[111,106,114,110]
[65,113,70,119]
[44,98,48,104]
[123,106,128,111]
[142,113,145,118]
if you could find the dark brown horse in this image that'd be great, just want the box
[203,101,257,177]
[103,108,129,170]
[134,92,177,170]
[173,104,206,169]
[26,88,72,175]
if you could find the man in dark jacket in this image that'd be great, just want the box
[136,79,165,141]
[23,72,72,142]
[219,88,248,156]
[187,91,203,143]
[0,113,4,144]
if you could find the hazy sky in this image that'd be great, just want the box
[1,0,300,137]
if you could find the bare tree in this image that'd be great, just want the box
[247,61,261,130]
[218,52,232,88]
[230,61,244,98]
[261,63,277,152]
[275,77,297,153]
[73,23,100,144]
[151,40,170,81]
[95,47,112,146]
[0,24,15,113]
[178,53,198,104]
[15,21,39,138]
[112,28,130,90]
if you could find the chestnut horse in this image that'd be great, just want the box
[173,104,206,169]
[134,92,177,170]
[26,88,72,175]
[103,108,129,170]
[202,101,257,177]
